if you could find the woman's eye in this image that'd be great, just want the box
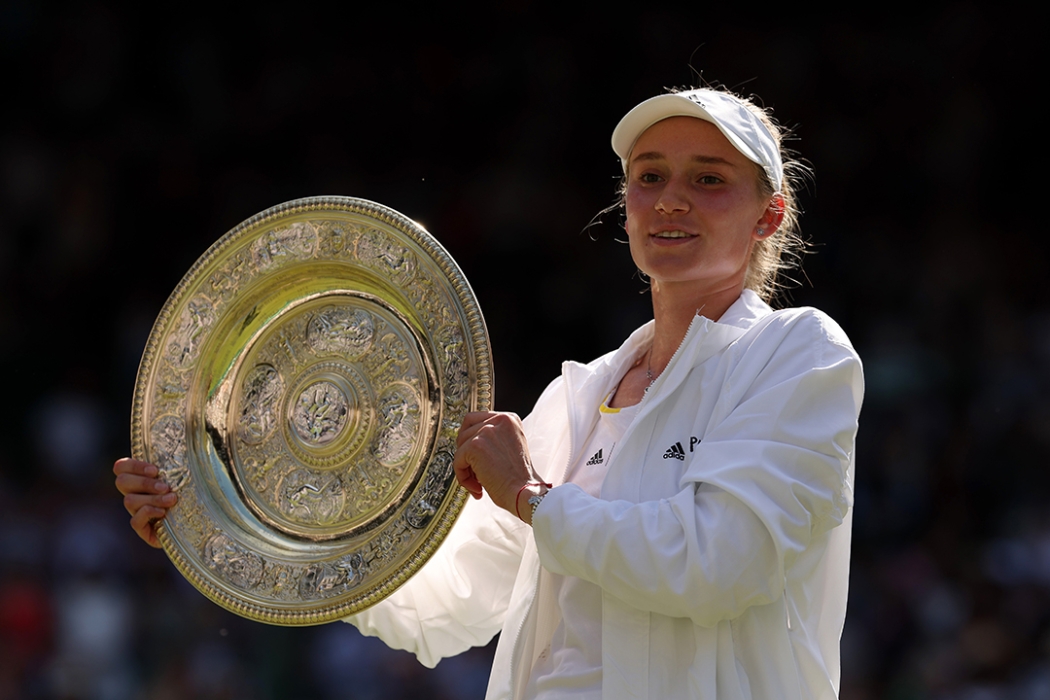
[698,175,723,185]
[639,172,662,183]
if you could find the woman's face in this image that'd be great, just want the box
[624,116,777,295]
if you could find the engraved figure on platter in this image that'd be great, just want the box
[299,562,354,601]
[306,306,374,358]
[438,327,468,404]
[150,415,185,465]
[316,221,358,257]
[270,565,300,601]
[374,385,419,466]
[277,469,345,525]
[251,222,316,269]
[149,415,191,490]
[423,450,454,495]
[368,524,407,566]
[243,455,280,492]
[407,450,454,529]
[358,230,415,282]
[203,534,263,590]
[167,296,212,367]
[208,251,247,295]
[371,330,413,385]
[238,364,283,444]
[406,497,437,529]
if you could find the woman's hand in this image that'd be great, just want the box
[453,412,547,522]
[113,457,177,548]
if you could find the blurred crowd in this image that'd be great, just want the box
[1,3,1047,699]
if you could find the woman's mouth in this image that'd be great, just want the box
[651,230,695,240]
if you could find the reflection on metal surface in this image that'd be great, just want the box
[131,197,492,625]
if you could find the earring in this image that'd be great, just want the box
[756,228,766,237]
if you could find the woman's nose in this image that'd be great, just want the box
[655,179,690,214]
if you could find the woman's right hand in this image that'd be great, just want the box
[113,457,178,548]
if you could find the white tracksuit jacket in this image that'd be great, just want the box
[349,290,864,700]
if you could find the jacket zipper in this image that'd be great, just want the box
[640,314,704,408]
[508,574,538,700]
[613,314,705,461]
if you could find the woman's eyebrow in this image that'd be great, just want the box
[630,152,736,167]
[691,155,735,167]
[630,151,664,164]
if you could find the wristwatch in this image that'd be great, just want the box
[528,491,546,521]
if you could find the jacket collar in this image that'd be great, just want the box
[561,290,772,430]
[567,289,772,394]
[644,290,769,401]
[713,288,772,332]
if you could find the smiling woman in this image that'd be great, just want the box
[116,86,863,700]
[347,87,864,699]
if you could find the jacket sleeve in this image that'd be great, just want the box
[533,312,863,627]
[346,491,528,667]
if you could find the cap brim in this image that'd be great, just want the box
[611,93,765,171]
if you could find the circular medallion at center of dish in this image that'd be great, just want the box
[280,363,370,469]
[291,380,349,446]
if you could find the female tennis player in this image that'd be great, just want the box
[117,86,863,699]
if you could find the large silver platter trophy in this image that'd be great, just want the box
[131,197,492,625]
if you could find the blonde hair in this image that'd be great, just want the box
[737,93,809,304]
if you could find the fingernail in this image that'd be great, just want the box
[161,493,177,505]
[154,481,169,493]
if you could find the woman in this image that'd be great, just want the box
[116,87,863,699]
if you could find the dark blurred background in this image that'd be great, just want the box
[1,2,1047,698]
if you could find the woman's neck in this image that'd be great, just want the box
[607,280,745,410]
[647,280,743,375]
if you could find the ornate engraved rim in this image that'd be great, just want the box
[131,196,492,625]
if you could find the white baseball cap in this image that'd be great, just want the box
[611,88,784,192]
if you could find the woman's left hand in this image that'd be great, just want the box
[453,411,544,518]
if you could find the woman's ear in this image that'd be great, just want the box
[754,194,785,238]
